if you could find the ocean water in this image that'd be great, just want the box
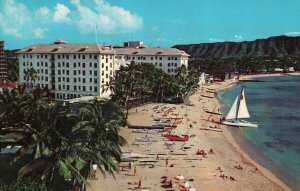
[219,76,300,191]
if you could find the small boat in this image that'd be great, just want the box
[165,134,189,141]
[223,87,258,128]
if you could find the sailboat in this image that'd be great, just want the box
[223,87,258,128]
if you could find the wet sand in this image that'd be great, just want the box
[87,75,292,191]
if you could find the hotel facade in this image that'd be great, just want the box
[0,40,6,80]
[17,40,189,100]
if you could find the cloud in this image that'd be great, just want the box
[209,38,224,42]
[0,0,50,39]
[70,0,143,34]
[0,0,143,39]
[53,3,71,23]
[285,32,300,35]
[234,34,243,40]
[151,26,159,32]
[34,27,48,39]
[36,6,50,18]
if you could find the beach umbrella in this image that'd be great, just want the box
[184,182,190,188]
[174,175,186,181]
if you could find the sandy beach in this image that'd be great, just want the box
[87,74,293,191]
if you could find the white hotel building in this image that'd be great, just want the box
[17,40,189,100]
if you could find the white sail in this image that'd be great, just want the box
[225,96,238,120]
[225,88,250,120]
[237,89,250,119]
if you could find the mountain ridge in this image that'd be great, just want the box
[172,35,300,58]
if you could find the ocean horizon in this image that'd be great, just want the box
[219,75,300,191]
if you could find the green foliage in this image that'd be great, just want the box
[103,62,200,114]
[1,88,126,190]
[5,50,19,82]
[0,178,49,191]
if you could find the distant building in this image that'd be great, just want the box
[17,40,115,100]
[124,41,145,48]
[115,47,189,75]
[0,40,7,79]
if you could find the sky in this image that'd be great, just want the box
[1,0,300,49]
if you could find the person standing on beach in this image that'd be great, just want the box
[165,158,169,167]
[134,166,137,176]
[138,179,142,189]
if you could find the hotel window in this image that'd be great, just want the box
[23,55,25,58]
[73,55,76,59]
[78,62,81,67]
[45,70,48,74]
[132,57,135,60]
[175,57,178,60]
[82,63,85,68]
[78,86,81,91]
[74,86,77,91]
[89,70,92,75]
[66,63,69,67]
[94,87,97,92]
[94,71,97,76]
[63,77,65,81]
[160,57,162,60]
[106,66,108,71]
[58,55,61,59]
[66,55,69,59]
[168,69,170,72]
[168,63,170,67]
[89,55,92,59]
[62,62,65,67]
[94,55,97,59]
[94,63,97,68]
[168,57,170,60]
[78,78,81,82]
[102,71,104,75]
[67,85,69,90]
[106,74,108,79]
[37,62,39,66]
[74,78,77,83]
[102,63,104,68]
[83,86,86,91]
[83,71,86,76]
[30,55,32,58]
[67,78,69,82]
[110,70,112,75]
[94,78,97,83]
[58,77,61,81]
[151,57,153,60]
[78,70,81,75]
[58,70,61,75]
[78,54,81,59]
[106,58,108,63]
[102,55,104,59]
[89,62,92,67]
[74,70,76,75]
[110,63,112,67]
[45,77,48,81]
[58,85,61,90]
[89,86,92,91]
[175,63,177,67]
[90,78,92,83]
[73,63,76,67]
[159,63,162,67]
[45,55,48,59]
[82,55,85,59]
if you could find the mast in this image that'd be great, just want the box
[235,87,244,120]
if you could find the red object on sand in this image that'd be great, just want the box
[166,135,189,141]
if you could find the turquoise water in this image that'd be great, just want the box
[219,76,300,191]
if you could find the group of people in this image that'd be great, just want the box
[196,148,214,156]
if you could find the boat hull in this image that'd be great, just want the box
[223,120,258,128]
[165,135,189,141]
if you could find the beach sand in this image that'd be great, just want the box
[87,75,292,191]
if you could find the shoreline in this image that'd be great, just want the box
[87,73,294,191]
[211,76,293,191]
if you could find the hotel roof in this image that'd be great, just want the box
[115,47,189,57]
[17,40,115,54]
